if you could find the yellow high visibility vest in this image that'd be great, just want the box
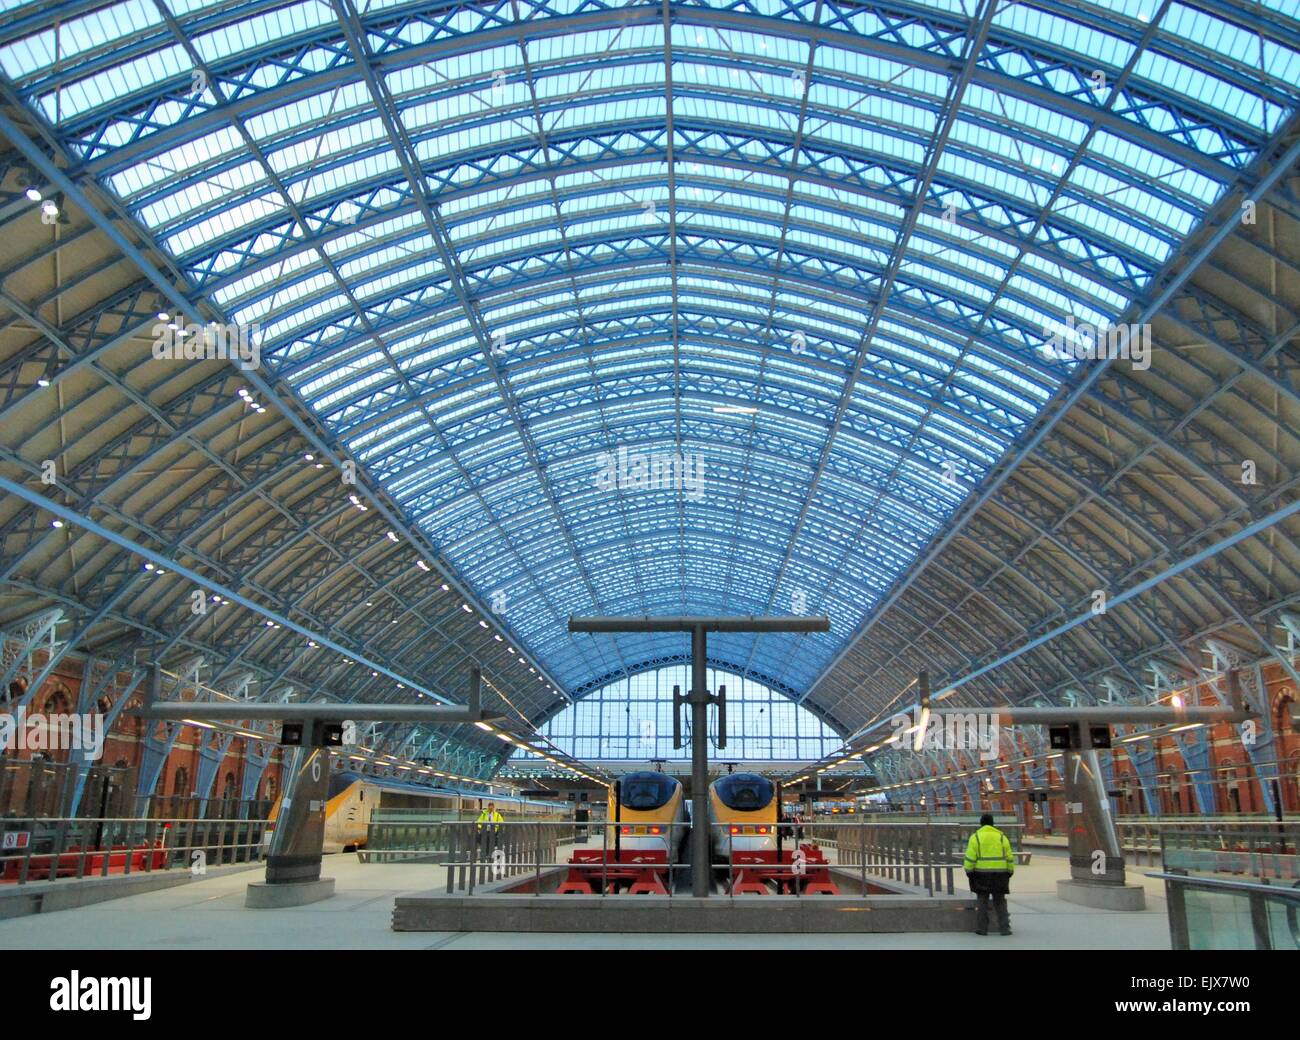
[963,825,1014,873]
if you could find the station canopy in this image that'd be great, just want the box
[3,0,1298,734]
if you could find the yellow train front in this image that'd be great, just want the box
[709,772,778,864]
[607,771,688,861]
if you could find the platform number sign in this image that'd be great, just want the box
[491,848,506,880]
[791,847,807,877]
[2,831,30,850]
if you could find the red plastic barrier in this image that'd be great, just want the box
[726,843,840,895]
[558,848,671,895]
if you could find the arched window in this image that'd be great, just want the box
[171,766,189,797]
[41,688,70,715]
[514,665,841,761]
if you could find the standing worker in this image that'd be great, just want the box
[476,801,504,857]
[963,812,1015,936]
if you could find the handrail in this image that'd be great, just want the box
[1145,871,1300,899]
[1148,871,1300,950]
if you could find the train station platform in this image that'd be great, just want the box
[0,847,1172,950]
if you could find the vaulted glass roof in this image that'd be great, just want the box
[4,0,1298,703]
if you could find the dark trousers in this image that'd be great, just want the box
[975,890,1010,934]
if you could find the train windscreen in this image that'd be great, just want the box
[618,773,677,811]
[327,772,360,799]
[714,774,775,811]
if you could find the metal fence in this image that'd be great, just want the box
[830,819,1024,895]
[431,818,987,897]
[0,815,268,885]
[1156,821,1300,880]
[360,814,574,864]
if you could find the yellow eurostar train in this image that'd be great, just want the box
[607,771,688,861]
[709,772,779,862]
[268,770,559,853]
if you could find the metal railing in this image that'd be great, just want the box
[1156,821,1300,880]
[1150,871,1300,950]
[432,818,983,897]
[830,819,1023,895]
[1000,815,1289,867]
[0,815,268,885]
[361,814,574,864]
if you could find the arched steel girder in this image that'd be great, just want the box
[810,499,1196,708]
[749,0,1087,673]
[253,238,1062,396]
[0,571,431,724]
[138,3,632,674]
[35,520,506,707]
[816,184,1300,717]
[145,0,626,667]
[415,469,948,585]
[392,406,972,524]
[308,316,1044,470]
[209,179,1139,345]
[187,130,1154,314]
[830,544,1198,720]
[42,0,1276,187]
[93,44,1221,245]
[200,532,562,693]
[451,515,908,620]
[362,367,1002,487]
[173,521,523,697]
[0,417,494,673]
[813,467,1300,724]
[1163,293,1300,418]
[305,307,1042,447]
[0,283,166,420]
[296,247,1054,384]
[235,217,1112,376]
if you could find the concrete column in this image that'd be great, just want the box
[1057,748,1145,910]
[1062,749,1124,884]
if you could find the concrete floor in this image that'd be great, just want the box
[0,847,1172,950]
